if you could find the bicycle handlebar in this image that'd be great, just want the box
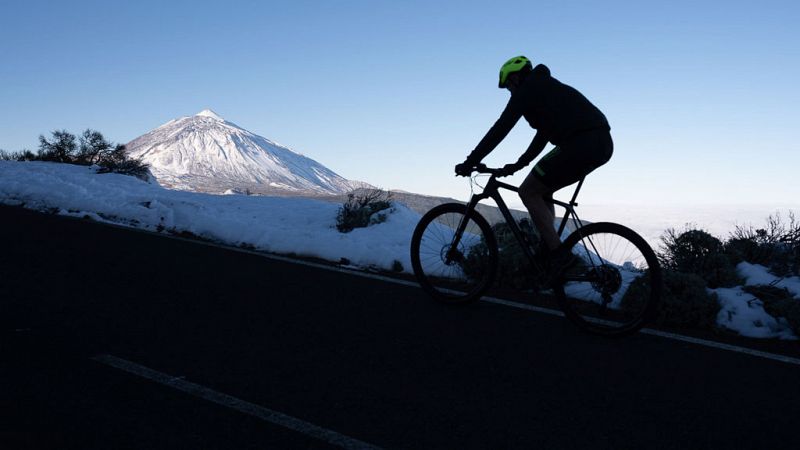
[472,163,504,176]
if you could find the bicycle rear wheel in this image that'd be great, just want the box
[410,203,497,303]
[552,222,661,336]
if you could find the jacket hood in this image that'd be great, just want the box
[532,63,551,77]
[516,64,549,90]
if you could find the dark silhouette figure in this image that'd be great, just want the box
[456,56,613,260]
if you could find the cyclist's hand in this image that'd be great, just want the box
[454,161,474,177]
[498,163,522,177]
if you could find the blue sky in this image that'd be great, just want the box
[1,0,798,208]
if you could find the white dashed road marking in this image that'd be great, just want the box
[91,354,383,450]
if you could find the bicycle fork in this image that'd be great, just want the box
[443,195,488,264]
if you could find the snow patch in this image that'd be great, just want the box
[0,161,413,273]
[195,109,224,120]
[738,262,800,297]
[714,287,797,340]
[710,262,800,339]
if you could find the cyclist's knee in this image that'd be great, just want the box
[519,174,549,199]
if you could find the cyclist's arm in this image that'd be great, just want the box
[464,98,522,165]
[514,131,548,167]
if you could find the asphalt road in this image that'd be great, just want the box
[1,205,798,449]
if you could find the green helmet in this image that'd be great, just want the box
[498,55,532,88]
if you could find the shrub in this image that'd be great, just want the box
[731,212,797,245]
[729,212,800,277]
[76,129,113,165]
[336,189,393,233]
[623,270,720,329]
[6,130,150,180]
[391,260,404,272]
[493,219,543,289]
[461,219,541,289]
[742,285,800,335]
[460,233,494,283]
[0,149,36,161]
[38,130,78,162]
[724,237,775,267]
[704,252,743,289]
[767,248,799,278]
[95,144,150,180]
[659,227,740,288]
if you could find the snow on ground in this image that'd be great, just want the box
[738,262,800,297]
[711,263,800,340]
[714,287,797,340]
[1,161,798,340]
[0,161,417,272]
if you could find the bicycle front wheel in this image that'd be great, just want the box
[410,203,497,303]
[553,222,661,336]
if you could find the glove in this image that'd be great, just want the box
[498,162,523,177]
[455,161,476,177]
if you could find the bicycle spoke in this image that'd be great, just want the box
[411,204,497,303]
[554,223,661,336]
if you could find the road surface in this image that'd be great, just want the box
[1,205,798,449]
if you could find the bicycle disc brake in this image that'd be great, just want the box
[589,265,623,297]
[441,244,465,265]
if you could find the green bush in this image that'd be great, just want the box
[659,228,741,288]
[742,285,800,335]
[623,270,720,329]
[336,189,393,233]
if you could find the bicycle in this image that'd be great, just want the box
[409,164,662,336]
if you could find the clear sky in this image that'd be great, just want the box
[2,0,798,209]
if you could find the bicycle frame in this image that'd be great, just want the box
[450,174,589,269]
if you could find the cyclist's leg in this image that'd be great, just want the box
[543,192,556,218]
[519,129,614,251]
[534,130,613,191]
[519,173,560,251]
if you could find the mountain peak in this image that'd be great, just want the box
[126,110,367,195]
[195,109,224,121]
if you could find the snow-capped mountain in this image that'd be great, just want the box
[126,109,365,195]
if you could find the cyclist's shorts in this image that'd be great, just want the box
[532,128,613,192]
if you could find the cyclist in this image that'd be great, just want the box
[455,56,613,273]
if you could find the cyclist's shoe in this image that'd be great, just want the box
[543,248,581,287]
[529,238,550,264]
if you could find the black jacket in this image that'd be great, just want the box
[467,64,610,166]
